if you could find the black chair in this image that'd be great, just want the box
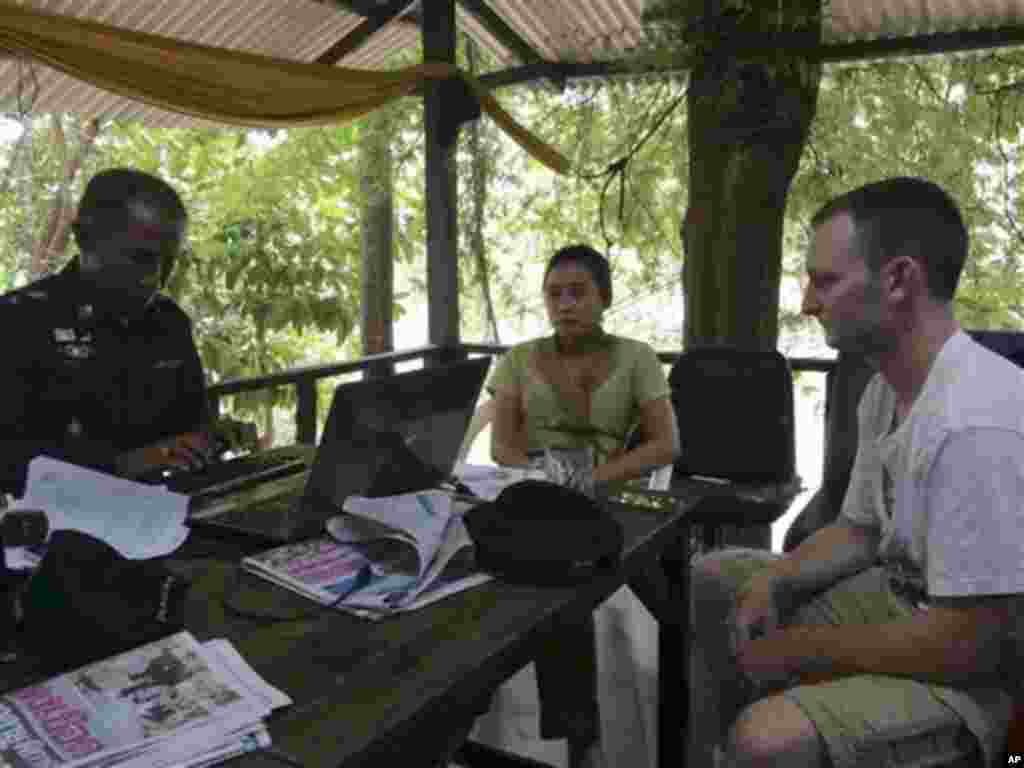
[667,345,802,551]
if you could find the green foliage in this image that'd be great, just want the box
[784,52,1024,334]
[5,40,1024,420]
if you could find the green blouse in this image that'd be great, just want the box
[488,334,671,464]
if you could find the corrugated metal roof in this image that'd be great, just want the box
[2,0,1024,128]
[826,0,1024,41]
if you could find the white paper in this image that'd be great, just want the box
[451,463,545,502]
[11,456,190,559]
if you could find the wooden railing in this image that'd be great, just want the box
[207,342,838,449]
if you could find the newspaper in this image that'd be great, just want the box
[243,490,491,619]
[0,631,290,768]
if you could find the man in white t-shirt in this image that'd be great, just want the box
[688,177,1023,768]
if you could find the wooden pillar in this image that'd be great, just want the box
[423,0,460,359]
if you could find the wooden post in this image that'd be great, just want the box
[360,105,396,380]
[295,379,317,446]
[422,0,460,361]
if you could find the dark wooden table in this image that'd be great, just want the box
[0,494,696,768]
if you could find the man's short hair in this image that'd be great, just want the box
[544,244,613,306]
[811,177,967,302]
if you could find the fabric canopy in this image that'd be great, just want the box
[0,2,569,174]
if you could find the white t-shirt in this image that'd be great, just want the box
[841,330,1024,600]
[839,331,1023,764]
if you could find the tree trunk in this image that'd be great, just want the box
[30,116,101,278]
[359,106,395,375]
[683,0,822,351]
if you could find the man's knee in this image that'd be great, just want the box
[691,549,769,606]
[725,695,827,768]
[692,549,742,590]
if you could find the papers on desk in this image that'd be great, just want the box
[451,463,546,501]
[8,457,190,562]
[0,631,290,768]
[242,490,491,620]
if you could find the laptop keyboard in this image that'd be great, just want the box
[162,446,310,497]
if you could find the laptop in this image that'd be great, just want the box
[187,357,491,546]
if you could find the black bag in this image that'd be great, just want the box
[668,346,796,484]
[464,480,623,586]
[20,530,190,674]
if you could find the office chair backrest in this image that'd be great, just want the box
[783,351,873,551]
[668,346,796,484]
[966,330,1024,369]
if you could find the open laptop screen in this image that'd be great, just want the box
[302,356,491,514]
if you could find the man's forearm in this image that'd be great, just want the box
[770,521,880,610]
[773,601,1011,689]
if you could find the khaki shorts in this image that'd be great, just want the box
[718,552,1011,768]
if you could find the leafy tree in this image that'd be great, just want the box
[783,51,1024,337]
[100,122,363,440]
[0,113,109,288]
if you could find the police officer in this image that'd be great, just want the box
[0,168,212,498]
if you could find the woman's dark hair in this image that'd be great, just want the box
[543,244,612,306]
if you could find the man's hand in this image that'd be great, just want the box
[730,569,786,657]
[733,626,819,696]
[115,431,212,478]
[728,569,811,694]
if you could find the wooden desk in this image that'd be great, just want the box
[0,496,694,768]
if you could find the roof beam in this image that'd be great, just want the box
[315,0,418,65]
[455,0,546,67]
[819,24,1024,63]
[477,24,1024,90]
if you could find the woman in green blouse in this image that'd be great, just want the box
[488,243,680,767]
[490,243,679,487]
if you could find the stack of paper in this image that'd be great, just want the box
[0,631,290,768]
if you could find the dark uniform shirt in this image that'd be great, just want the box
[0,264,208,497]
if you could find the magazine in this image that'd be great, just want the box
[0,631,290,768]
[242,490,491,619]
[451,463,546,502]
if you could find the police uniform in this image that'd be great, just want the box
[0,263,208,497]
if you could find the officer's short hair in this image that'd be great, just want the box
[76,169,186,240]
